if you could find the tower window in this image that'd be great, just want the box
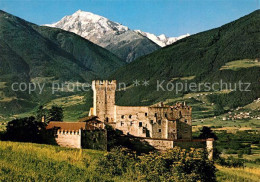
[145,112,148,116]
[121,121,124,126]
[121,115,125,119]
[129,115,132,119]
[150,120,153,124]
[165,113,167,117]
[154,113,157,117]
[158,120,161,125]
[139,122,142,127]
[185,119,188,123]
[158,129,161,133]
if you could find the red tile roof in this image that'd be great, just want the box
[46,122,86,131]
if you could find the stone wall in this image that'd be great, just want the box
[92,80,116,123]
[115,106,150,137]
[55,130,81,149]
[142,137,214,159]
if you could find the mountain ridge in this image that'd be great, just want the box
[0,10,125,115]
[44,10,188,62]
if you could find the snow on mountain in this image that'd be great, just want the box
[45,10,189,47]
[44,10,129,44]
[135,30,190,47]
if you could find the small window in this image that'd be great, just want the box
[150,120,153,124]
[185,119,188,123]
[173,129,176,132]
[139,122,142,127]
[165,113,167,117]
[121,121,124,126]
[158,120,161,125]
[129,115,132,119]
[121,115,125,119]
[143,128,146,133]
[145,112,148,116]
[158,129,161,133]
[154,113,157,117]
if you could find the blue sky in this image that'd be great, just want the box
[0,0,258,37]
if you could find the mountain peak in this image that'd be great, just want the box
[135,30,190,47]
[45,10,129,40]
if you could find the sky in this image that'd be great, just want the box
[0,0,259,37]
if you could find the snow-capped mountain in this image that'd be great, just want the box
[45,10,130,45]
[135,30,190,47]
[44,10,189,62]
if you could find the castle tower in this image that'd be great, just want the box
[92,80,116,123]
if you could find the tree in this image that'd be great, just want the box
[199,126,218,140]
[36,105,48,122]
[48,105,63,122]
[4,117,46,143]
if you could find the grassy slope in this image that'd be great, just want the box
[0,141,116,181]
[0,141,259,181]
[216,165,260,182]
[0,10,125,116]
[110,10,260,109]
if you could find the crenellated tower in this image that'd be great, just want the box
[92,80,116,123]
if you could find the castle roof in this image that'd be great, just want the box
[46,122,87,131]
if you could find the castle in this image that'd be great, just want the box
[47,80,213,159]
[89,80,192,140]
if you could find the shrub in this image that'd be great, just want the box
[216,156,244,168]
[98,147,216,182]
[97,147,137,177]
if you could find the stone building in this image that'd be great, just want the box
[89,80,192,140]
[46,116,106,149]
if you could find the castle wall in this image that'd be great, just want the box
[142,138,173,150]
[142,138,214,160]
[149,107,171,139]
[114,106,150,137]
[55,130,81,149]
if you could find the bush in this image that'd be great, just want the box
[97,147,137,177]
[216,156,244,168]
[98,147,216,182]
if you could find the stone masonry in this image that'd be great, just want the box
[90,80,192,140]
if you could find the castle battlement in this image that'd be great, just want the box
[57,129,81,135]
[92,80,117,86]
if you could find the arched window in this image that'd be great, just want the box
[129,115,132,119]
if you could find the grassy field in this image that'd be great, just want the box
[216,165,260,182]
[0,141,259,181]
[0,141,116,181]
[220,59,260,71]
